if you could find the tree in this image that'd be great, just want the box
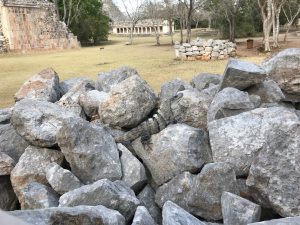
[282,0,300,42]
[257,0,273,51]
[271,0,287,48]
[177,0,187,44]
[162,0,177,44]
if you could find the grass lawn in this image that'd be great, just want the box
[0,33,264,108]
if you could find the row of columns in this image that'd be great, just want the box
[117,26,163,34]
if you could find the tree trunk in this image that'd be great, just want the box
[284,23,291,42]
[229,16,236,43]
[129,24,135,44]
[168,19,174,45]
[180,17,184,44]
[185,0,193,43]
[208,16,211,29]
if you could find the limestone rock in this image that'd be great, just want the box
[249,217,300,224]
[11,99,76,147]
[98,75,157,128]
[59,179,140,222]
[246,80,285,103]
[0,123,29,162]
[79,90,109,118]
[220,59,266,90]
[171,90,212,129]
[0,211,30,225]
[96,66,138,92]
[0,108,13,124]
[191,73,221,91]
[207,87,260,122]
[14,68,60,102]
[10,146,64,209]
[138,185,162,224]
[0,152,15,175]
[118,144,147,192]
[46,162,82,195]
[0,176,18,211]
[162,201,206,225]
[132,206,157,225]
[132,124,212,186]
[221,192,261,225]
[21,182,59,209]
[263,48,300,99]
[57,118,122,183]
[208,107,299,176]
[59,77,94,96]
[10,205,126,225]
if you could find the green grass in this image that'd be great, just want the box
[0,34,264,108]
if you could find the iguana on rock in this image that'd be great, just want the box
[115,86,185,144]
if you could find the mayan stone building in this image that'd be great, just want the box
[0,0,79,53]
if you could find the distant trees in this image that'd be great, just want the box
[282,0,300,42]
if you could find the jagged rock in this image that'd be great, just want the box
[200,83,219,98]
[21,182,59,209]
[0,176,18,211]
[79,90,109,118]
[207,87,260,122]
[171,89,212,129]
[57,118,122,183]
[98,75,157,128]
[0,211,30,225]
[220,59,266,90]
[10,205,126,225]
[191,73,221,91]
[0,123,29,162]
[14,68,60,102]
[138,185,162,224]
[208,107,299,176]
[0,107,13,124]
[246,118,300,217]
[46,162,82,195]
[246,80,285,103]
[11,99,76,147]
[162,201,206,225]
[132,124,212,186]
[156,163,238,221]
[221,192,261,225]
[132,206,157,225]
[248,217,300,225]
[0,152,15,175]
[59,77,94,96]
[96,66,138,92]
[263,48,300,101]
[59,179,140,222]
[237,179,253,201]
[118,144,147,192]
[10,146,64,209]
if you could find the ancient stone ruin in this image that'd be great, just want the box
[0,0,79,53]
[1,48,300,225]
[174,38,237,61]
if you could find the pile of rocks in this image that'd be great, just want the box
[1,48,300,225]
[174,38,237,61]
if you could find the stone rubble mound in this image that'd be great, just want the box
[1,49,300,225]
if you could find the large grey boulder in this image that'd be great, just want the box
[220,59,266,90]
[21,182,59,209]
[79,90,109,118]
[0,123,29,162]
[246,80,285,103]
[246,118,300,217]
[59,77,94,96]
[0,176,18,211]
[191,73,221,91]
[263,48,300,101]
[207,87,260,122]
[132,206,157,225]
[0,108,13,124]
[0,152,15,175]
[0,211,30,225]
[46,162,82,195]
[10,146,64,209]
[11,99,76,147]
[221,192,261,225]
[57,118,122,183]
[59,179,140,222]
[98,75,157,128]
[118,144,147,192]
[10,205,126,225]
[132,124,212,186]
[171,89,212,129]
[162,201,206,225]
[96,66,138,92]
[138,185,162,224]
[248,217,300,225]
[208,107,299,176]
[14,68,60,102]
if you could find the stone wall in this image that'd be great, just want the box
[0,0,80,53]
[174,38,237,61]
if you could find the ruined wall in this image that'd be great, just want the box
[0,0,79,52]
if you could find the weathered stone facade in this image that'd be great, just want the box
[0,0,79,53]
